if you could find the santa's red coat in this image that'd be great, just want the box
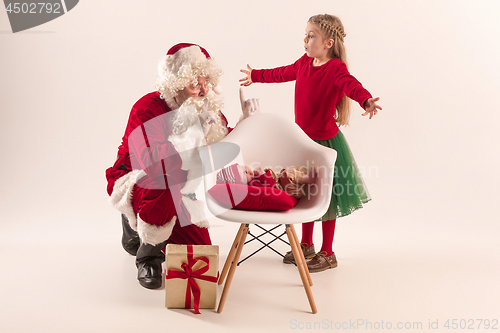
[106,91,231,245]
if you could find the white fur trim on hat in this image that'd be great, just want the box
[137,215,176,246]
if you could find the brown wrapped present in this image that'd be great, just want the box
[165,244,219,314]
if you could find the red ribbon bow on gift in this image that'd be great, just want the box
[166,244,218,314]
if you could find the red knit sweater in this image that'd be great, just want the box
[251,54,372,140]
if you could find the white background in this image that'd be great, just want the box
[1,1,499,332]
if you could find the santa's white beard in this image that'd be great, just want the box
[180,92,228,144]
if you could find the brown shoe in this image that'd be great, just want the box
[283,243,315,264]
[307,251,337,272]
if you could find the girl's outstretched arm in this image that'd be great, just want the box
[239,64,254,86]
[362,97,382,119]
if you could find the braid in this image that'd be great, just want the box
[318,19,346,42]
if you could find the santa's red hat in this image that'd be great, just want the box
[156,43,222,109]
[166,43,211,57]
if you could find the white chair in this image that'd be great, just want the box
[199,112,337,313]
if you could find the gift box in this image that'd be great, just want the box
[165,244,219,313]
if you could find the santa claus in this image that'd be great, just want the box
[105,43,259,289]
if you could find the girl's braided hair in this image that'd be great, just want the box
[317,19,346,42]
[308,14,351,126]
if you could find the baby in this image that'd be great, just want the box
[216,163,317,199]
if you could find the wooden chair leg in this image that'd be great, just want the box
[218,223,246,285]
[286,224,317,314]
[217,224,249,313]
[289,224,313,287]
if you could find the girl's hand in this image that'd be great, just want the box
[362,97,382,119]
[239,64,254,86]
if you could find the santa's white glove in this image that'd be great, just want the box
[199,99,217,136]
[239,88,261,119]
[200,98,217,135]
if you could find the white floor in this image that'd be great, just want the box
[1,201,499,333]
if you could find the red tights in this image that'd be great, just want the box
[300,219,336,256]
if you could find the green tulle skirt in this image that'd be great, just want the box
[315,130,371,221]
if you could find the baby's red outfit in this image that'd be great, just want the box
[248,171,276,188]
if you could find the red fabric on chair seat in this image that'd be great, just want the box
[208,184,299,211]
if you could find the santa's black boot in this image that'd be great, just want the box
[121,214,140,256]
[136,240,167,289]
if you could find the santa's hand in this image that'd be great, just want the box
[199,99,217,136]
[239,88,261,118]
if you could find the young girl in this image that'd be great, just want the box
[239,14,381,272]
